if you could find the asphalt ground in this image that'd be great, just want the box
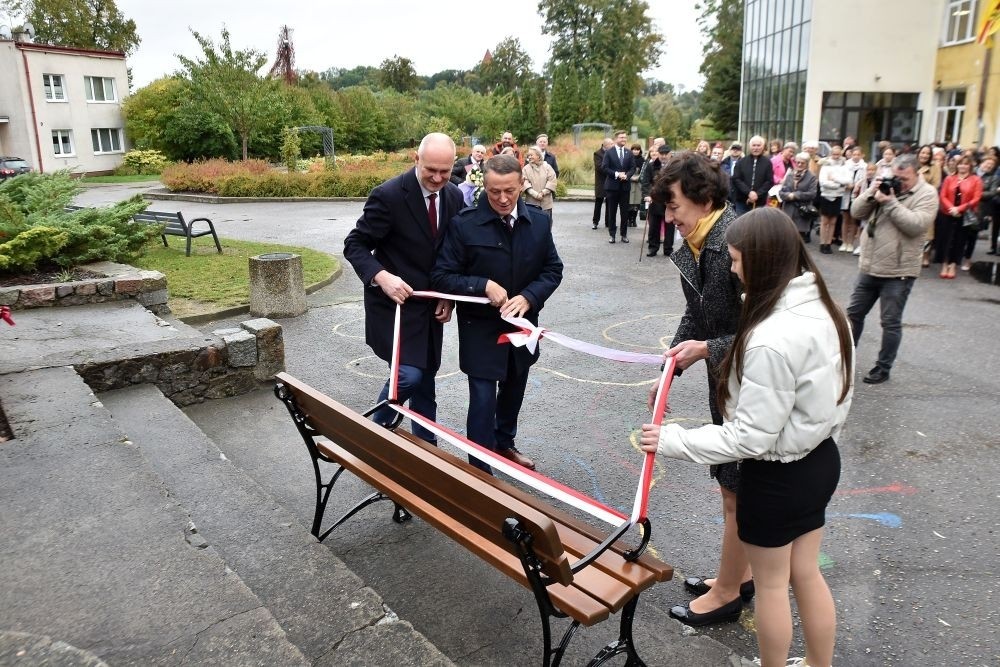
[78,185,1000,666]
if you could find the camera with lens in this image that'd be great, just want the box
[878,175,902,195]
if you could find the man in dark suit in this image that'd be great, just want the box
[536,134,559,177]
[593,137,612,229]
[449,144,486,185]
[731,135,773,216]
[602,130,637,243]
[343,133,465,443]
[432,154,563,473]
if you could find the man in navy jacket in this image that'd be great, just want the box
[343,133,465,442]
[432,154,563,472]
[602,129,637,243]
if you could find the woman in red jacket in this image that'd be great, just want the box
[936,156,983,279]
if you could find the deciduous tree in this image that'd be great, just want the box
[377,55,420,93]
[697,0,743,134]
[177,27,283,160]
[1,0,140,56]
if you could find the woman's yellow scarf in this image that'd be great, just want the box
[687,207,724,261]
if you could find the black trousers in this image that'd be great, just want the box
[605,191,630,238]
[646,215,675,255]
[592,197,605,224]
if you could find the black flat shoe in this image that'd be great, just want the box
[621,237,629,243]
[592,223,599,230]
[669,597,743,627]
[646,251,657,257]
[608,237,615,244]
[683,576,755,602]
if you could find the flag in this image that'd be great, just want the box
[977,0,1000,44]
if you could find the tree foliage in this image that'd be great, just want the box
[475,36,532,94]
[539,0,661,132]
[697,0,743,134]
[177,27,283,160]
[377,55,420,93]
[1,0,140,56]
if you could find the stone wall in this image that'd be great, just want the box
[0,261,169,315]
[76,318,285,407]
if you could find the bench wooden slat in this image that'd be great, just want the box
[393,427,674,587]
[322,440,612,626]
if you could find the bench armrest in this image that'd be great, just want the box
[188,216,217,231]
[568,518,651,574]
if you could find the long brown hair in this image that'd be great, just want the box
[716,207,853,413]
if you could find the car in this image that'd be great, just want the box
[0,157,32,181]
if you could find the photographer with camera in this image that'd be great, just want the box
[846,154,939,384]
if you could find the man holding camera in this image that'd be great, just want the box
[847,153,938,384]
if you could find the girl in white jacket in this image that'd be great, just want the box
[641,207,854,667]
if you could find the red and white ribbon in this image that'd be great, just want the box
[386,290,676,524]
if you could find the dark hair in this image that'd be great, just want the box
[650,151,729,209]
[484,154,522,178]
[716,207,853,412]
[631,143,643,151]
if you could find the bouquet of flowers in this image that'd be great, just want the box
[459,168,485,207]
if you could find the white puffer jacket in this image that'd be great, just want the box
[657,272,853,464]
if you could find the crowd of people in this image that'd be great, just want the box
[343,128,993,667]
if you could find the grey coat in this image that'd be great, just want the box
[779,169,819,234]
[669,204,743,373]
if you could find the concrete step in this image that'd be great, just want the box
[0,300,210,375]
[100,383,451,667]
[0,367,307,665]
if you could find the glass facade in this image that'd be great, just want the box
[740,0,812,144]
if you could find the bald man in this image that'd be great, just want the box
[344,133,465,442]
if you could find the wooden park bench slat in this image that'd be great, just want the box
[132,210,222,257]
[275,372,674,666]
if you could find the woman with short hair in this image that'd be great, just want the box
[521,146,558,220]
[780,152,819,243]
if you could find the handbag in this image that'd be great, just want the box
[963,209,980,230]
[798,203,820,220]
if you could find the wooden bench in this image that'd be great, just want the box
[132,210,222,257]
[274,373,673,667]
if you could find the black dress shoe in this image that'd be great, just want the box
[621,237,629,243]
[592,223,599,229]
[669,597,743,627]
[609,237,615,244]
[646,250,658,257]
[863,366,890,384]
[683,576,755,602]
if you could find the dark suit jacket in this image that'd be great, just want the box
[602,146,636,193]
[431,197,563,381]
[543,151,559,177]
[343,168,464,370]
[449,156,481,185]
[594,148,608,198]
[731,154,773,206]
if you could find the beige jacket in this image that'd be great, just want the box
[850,178,938,278]
[521,161,557,211]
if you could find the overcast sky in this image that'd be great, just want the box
[114,0,706,92]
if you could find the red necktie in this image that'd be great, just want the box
[427,192,437,236]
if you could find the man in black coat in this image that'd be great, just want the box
[602,129,637,243]
[593,137,613,229]
[730,135,773,216]
[432,154,563,473]
[343,133,465,442]
[449,144,486,185]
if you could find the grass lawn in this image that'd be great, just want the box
[131,237,339,318]
[83,174,162,183]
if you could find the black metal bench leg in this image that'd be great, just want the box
[186,233,193,257]
[586,595,645,667]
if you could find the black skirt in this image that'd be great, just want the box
[736,437,840,548]
[819,196,842,217]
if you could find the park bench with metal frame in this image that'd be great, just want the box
[274,372,673,667]
[132,210,222,257]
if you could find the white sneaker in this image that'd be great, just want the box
[839,244,849,252]
[852,245,861,256]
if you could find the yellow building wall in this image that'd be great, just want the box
[935,3,1000,147]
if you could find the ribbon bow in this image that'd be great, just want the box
[498,315,545,354]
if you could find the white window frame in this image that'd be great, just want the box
[91,127,124,154]
[942,0,978,46]
[84,76,118,103]
[43,73,66,102]
[934,89,966,142]
[52,130,75,156]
